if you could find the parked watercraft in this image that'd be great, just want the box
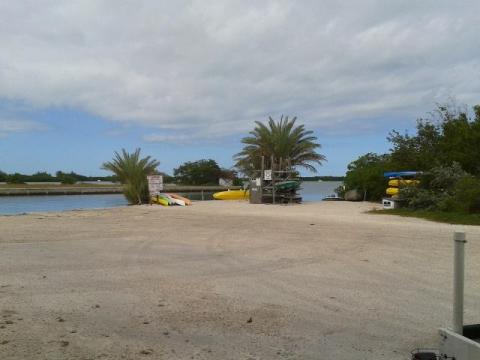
[151,195,169,206]
[386,187,399,196]
[388,179,420,187]
[213,189,249,200]
[166,193,191,206]
[274,180,300,191]
[151,193,192,206]
[322,194,344,201]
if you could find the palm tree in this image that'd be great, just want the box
[234,116,326,175]
[102,148,160,205]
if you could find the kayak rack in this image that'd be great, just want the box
[248,156,301,205]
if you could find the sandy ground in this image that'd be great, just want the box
[0,201,479,360]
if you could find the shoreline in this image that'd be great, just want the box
[0,184,241,196]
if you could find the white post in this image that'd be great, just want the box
[453,231,466,335]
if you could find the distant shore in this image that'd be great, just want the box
[0,183,241,196]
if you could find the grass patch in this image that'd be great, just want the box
[369,208,480,225]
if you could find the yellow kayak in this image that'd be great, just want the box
[388,179,420,187]
[166,193,191,206]
[386,187,399,196]
[213,189,249,200]
[151,196,169,206]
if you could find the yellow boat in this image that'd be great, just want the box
[213,189,249,200]
[151,196,169,206]
[388,179,420,187]
[386,187,399,196]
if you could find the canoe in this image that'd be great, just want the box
[152,193,179,205]
[388,179,420,187]
[213,189,249,200]
[170,198,186,206]
[274,181,301,191]
[151,195,169,206]
[161,193,183,206]
[166,193,191,206]
[386,187,399,196]
[161,194,176,205]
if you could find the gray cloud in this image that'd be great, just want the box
[1,1,479,140]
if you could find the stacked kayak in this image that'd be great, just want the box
[151,193,192,206]
[388,179,420,187]
[273,180,301,191]
[386,187,399,196]
[213,189,249,200]
[384,172,420,197]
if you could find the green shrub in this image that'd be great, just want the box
[342,153,391,201]
[400,164,480,214]
[452,176,480,213]
[6,173,27,184]
[60,176,77,185]
[419,162,466,191]
[401,187,442,211]
[102,148,160,205]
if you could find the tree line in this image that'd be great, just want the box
[0,171,118,184]
[1,159,241,186]
[342,103,480,214]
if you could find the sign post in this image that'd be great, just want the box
[147,175,163,204]
[264,169,272,181]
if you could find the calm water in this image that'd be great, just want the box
[300,181,342,202]
[0,182,342,215]
[0,194,128,215]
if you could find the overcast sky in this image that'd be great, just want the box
[1,1,479,175]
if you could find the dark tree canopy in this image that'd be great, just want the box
[174,159,235,185]
[342,103,480,202]
[388,104,480,175]
[343,153,391,201]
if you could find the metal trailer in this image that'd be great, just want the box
[438,232,480,360]
[413,232,480,360]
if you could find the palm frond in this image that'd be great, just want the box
[234,116,326,176]
[102,148,159,204]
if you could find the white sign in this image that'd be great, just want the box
[219,178,233,187]
[147,175,163,196]
[255,177,261,186]
[264,169,272,181]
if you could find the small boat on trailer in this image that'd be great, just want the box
[322,194,344,201]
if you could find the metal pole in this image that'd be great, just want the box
[271,155,275,205]
[261,156,265,204]
[201,190,204,201]
[453,231,466,335]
